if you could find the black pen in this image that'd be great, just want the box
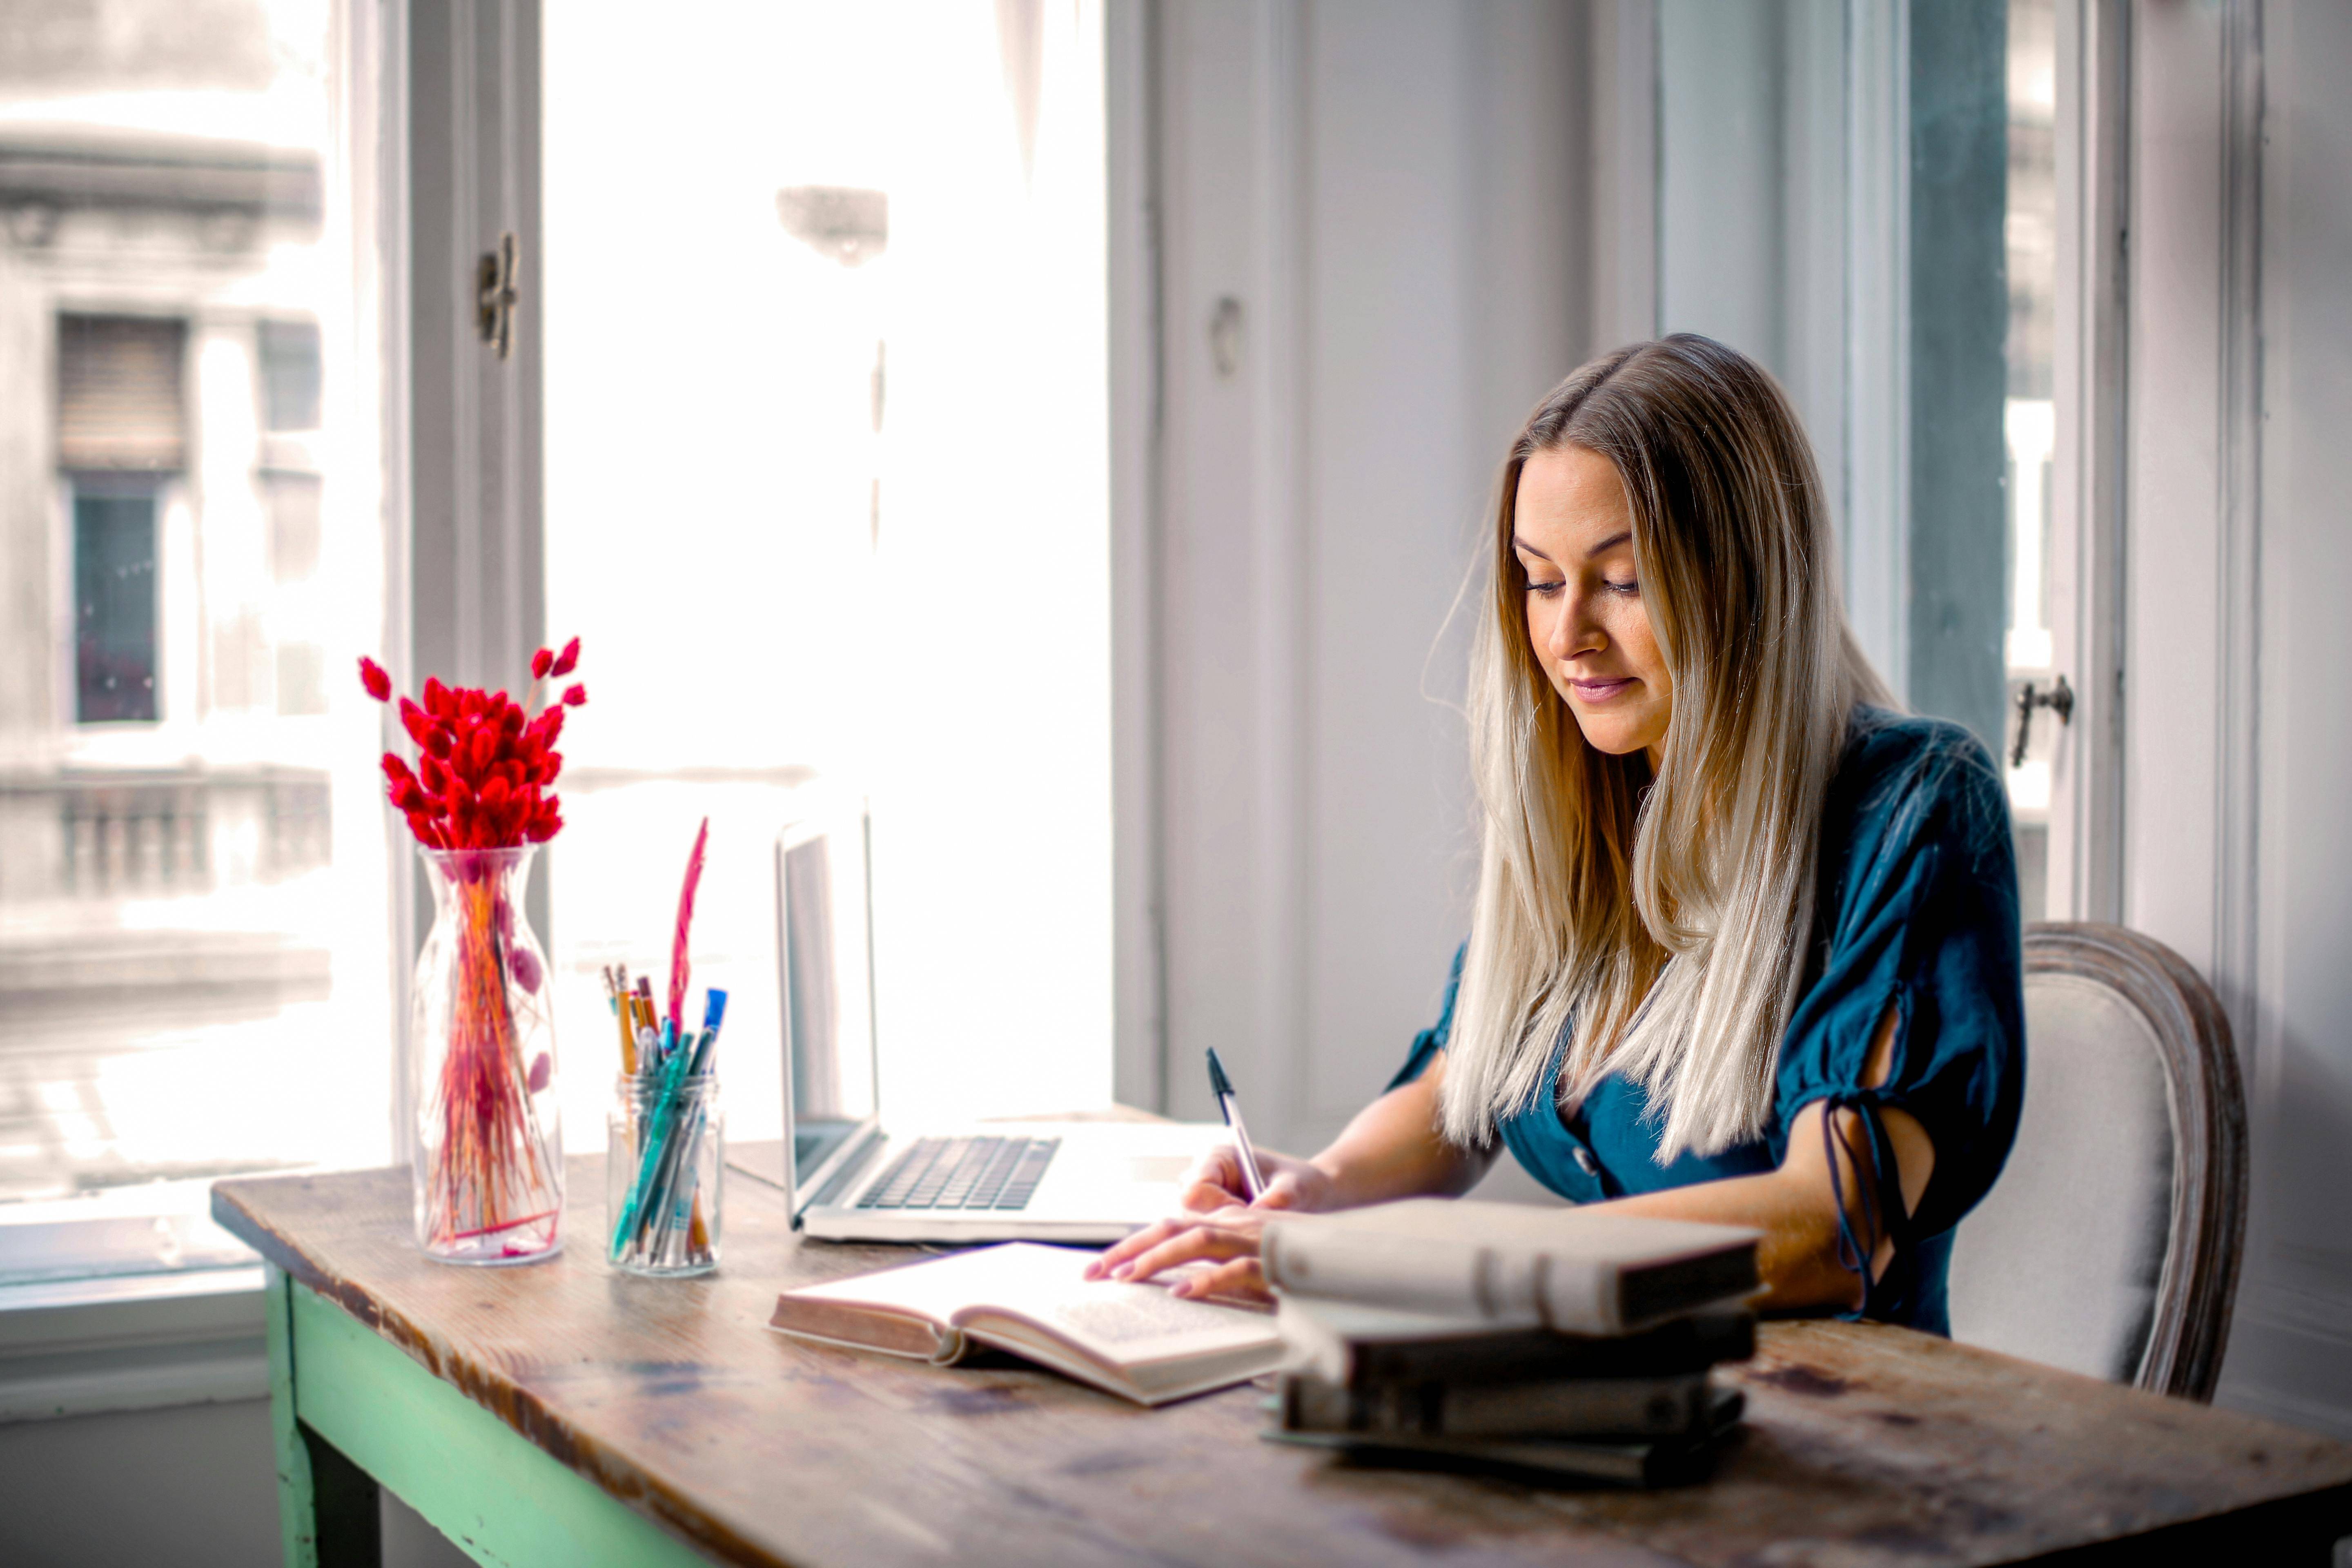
[1205,1047,1266,1203]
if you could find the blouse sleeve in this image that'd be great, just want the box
[1774,723,2027,1251]
[1387,942,1468,1092]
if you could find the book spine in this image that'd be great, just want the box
[1263,1227,1625,1333]
[1350,1313,1755,1387]
[1277,1372,1712,1440]
[1439,1375,1710,1439]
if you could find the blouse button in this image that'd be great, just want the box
[1572,1146,1599,1177]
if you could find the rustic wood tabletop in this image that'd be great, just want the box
[213,1148,2352,1567]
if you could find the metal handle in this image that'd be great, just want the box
[477,232,519,360]
[2011,673,2075,768]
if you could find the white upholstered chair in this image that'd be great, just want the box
[1945,922,2247,1401]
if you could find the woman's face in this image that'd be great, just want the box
[1513,445,1673,766]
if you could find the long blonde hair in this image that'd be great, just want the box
[1439,335,1895,1160]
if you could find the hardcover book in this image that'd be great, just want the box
[1261,1200,1760,1334]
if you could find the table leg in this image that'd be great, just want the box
[268,1263,383,1568]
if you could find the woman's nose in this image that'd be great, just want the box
[1549,592,1602,660]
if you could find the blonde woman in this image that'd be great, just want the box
[1091,334,2024,1332]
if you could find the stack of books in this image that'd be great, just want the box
[1258,1200,1762,1486]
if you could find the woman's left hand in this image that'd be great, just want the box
[1083,1201,1285,1302]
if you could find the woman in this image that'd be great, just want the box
[1089,334,2023,1333]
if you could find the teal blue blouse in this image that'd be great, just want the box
[1391,709,2025,1334]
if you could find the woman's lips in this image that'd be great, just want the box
[1568,676,1637,703]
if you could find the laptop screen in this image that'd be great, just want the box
[778,814,879,1190]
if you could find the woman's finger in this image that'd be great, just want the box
[1178,1176,1242,1213]
[1256,1169,1305,1209]
[1085,1217,1179,1280]
[1169,1255,1269,1303]
[1110,1222,1256,1284]
[1181,1144,1238,1188]
[1177,1147,1249,1212]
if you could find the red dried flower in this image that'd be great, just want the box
[368,637,582,851]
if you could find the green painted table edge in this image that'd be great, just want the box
[266,1262,714,1568]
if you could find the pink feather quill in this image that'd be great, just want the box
[667,817,710,1036]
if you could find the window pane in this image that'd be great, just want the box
[74,488,161,723]
[0,0,390,1281]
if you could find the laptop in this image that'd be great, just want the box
[768,806,1233,1243]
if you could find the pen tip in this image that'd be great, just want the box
[1206,1047,1234,1097]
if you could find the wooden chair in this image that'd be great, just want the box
[1945,922,2248,1401]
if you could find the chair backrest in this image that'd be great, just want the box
[1944,922,2247,1400]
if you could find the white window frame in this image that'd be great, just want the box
[2040,0,2130,926]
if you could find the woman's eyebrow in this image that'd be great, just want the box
[1584,530,1633,560]
[1510,536,1555,564]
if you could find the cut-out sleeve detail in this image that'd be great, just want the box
[1818,1092,1914,1319]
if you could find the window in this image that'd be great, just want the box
[0,0,390,1285]
[71,482,162,724]
[1656,0,2074,921]
[540,2,1114,1146]
[257,318,322,433]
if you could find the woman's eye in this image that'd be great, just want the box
[1526,579,1564,598]
[1605,578,1639,597]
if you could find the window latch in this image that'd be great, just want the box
[476,232,519,360]
[2010,673,2074,768]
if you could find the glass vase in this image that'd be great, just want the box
[411,845,563,1263]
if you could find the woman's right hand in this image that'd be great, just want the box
[1077,1143,1335,1300]
[1176,1141,1335,1215]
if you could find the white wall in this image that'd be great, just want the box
[2106,0,2352,1439]
[2206,0,2352,1439]
[1139,0,1590,1161]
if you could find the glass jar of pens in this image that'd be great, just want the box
[605,977,728,1276]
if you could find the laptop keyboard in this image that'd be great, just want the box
[855,1136,1061,1211]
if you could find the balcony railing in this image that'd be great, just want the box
[0,767,330,905]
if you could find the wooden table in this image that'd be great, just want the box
[213,1150,2352,1567]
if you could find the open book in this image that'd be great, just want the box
[769,1242,1284,1406]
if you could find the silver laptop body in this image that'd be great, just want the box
[774,808,1229,1244]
